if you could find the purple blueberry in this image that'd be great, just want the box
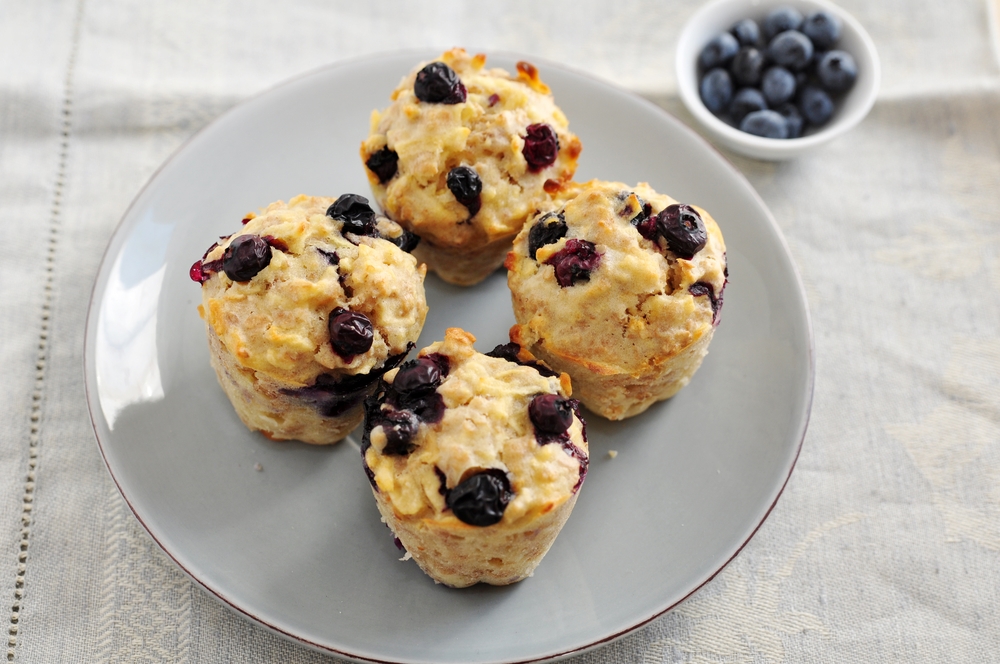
[699,32,740,70]
[328,307,374,357]
[327,194,377,237]
[700,68,733,114]
[544,238,601,287]
[446,166,482,217]
[775,102,804,138]
[365,147,398,184]
[222,235,272,282]
[798,85,834,126]
[654,204,707,260]
[528,394,574,435]
[730,18,761,47]
[730,46,766,86]
[446,469,512,527]
[816,50,857,93]
[522,123,559,172]
[740,109,789,138]
[527,212,568,260]
[728,87,767,125]
[768,30,814,71]
[801,11,842,50]
[414,62,466,104]
[689,281,724,325]
[761,66,797,105]
[763,6,804,40]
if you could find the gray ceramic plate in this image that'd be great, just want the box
[85,51,813,664]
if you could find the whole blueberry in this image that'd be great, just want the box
[730,46,766,86]
[327,194,377,237]
[768,30,814,71]
[763,5,804,40]
[775,102,805,138]
[446,166,482,216]
[522,123,560,171]
[328,308,374,357]
[654,204,707,260]
[699,32,740,70]
[730,18,761,46]
[446,470,512,527]
[365,147,398,184]
[740,109,789,138]
[816,50,857,93]
[414,62,466,104]
[761,66,797,105]
[527,213,568,260]
[798,85,835,126]
[528,394,574,435]
[222,235,272,282]
[728,87,767,125]
[801,11,842,50]
[393,357,443,396]
[699,68,733,113]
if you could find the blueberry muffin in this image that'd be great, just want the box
[361,328,588,587]
[360,48,582,286]
[506,180,727,420]
[192,194,427,444]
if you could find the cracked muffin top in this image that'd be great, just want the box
[194,194,427,387]
[506,180,727,376]
[360,48,582,252]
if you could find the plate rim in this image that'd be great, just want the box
[83,48,815,664]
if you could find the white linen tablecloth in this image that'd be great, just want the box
[2,0,999,661]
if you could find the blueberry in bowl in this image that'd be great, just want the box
[677,0,880,160]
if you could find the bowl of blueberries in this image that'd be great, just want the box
[676,0,879,160]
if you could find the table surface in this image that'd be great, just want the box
[2,1,999,662]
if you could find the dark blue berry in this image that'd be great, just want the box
[653,204,707,260]
[528,394,573,435]
[728,87,767,125]
[522,123,559,172]
[740,109,789,138]
[414,62,466,104]
[816,50,857,93]
[327,194,377,237]
[761,66,797,105]
[730,46,766,86]
[222,235,272,282]
[446,469,512,527]
[699,32,740,70]
[801,11,842,50]
[689,281,723,324]
[768,30,814,71]
[328,307,374,357]
[365,147,398,184]
[699,68,733,114]
[775,102,804,138]
[544,239,601,287]
[376,409,420,456]
[527,213,568,260]
[730,18,761,46]
[798,85,834,126]
[446,166,482,217]
[485,343,559,378]
[290,345,411,419]
[762,6,803,40]
[393,357,443,397]
[386,229,420,253]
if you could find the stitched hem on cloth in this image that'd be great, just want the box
[7,0,86,661]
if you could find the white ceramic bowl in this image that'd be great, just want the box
[677,0,880,160]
